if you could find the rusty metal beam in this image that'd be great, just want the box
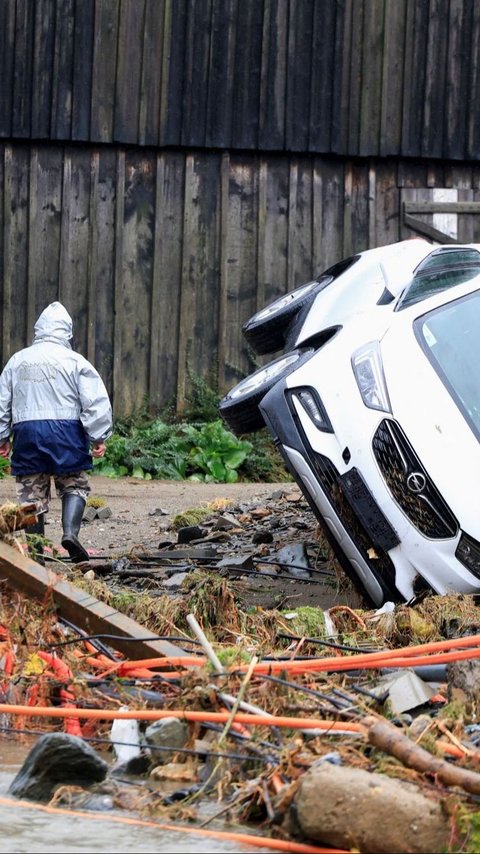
[0,541,192,661]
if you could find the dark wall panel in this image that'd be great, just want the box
[2,0,480,160]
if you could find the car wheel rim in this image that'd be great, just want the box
[228,352,303,400]
[252,281,318,322]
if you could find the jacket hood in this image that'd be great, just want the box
[33,302,73,344]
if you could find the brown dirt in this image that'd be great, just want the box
[0,473,363,611]
[0,474,289,556]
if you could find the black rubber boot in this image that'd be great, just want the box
[25,514,45,565]
[61,493,89,563]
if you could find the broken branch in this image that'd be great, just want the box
[363,714,480,795]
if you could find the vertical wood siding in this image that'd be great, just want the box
[2,0,480,160]
[2,144,480,416]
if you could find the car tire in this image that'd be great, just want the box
[219,349,314,436]
[242,280,326,355]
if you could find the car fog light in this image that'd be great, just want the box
[352,341,392,413]
[456,532,480,580]
[290,388,332,432]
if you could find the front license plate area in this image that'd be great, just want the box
[339,468,400,551]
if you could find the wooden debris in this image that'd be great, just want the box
[0,540,193,660]
[363,715,480,795]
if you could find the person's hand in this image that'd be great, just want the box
[0,440,11,459]
[91,441,106,458]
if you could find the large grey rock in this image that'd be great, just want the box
[144,717,189,765]
[293,762,450,853]
[8,733,108,802]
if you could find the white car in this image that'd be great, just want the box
[219,238,480,605]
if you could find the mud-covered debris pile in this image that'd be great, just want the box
[1,575,480,853]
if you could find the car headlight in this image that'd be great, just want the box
[289,387,333,432]
[352,341,392,413]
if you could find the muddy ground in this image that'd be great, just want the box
[0,473,363,611]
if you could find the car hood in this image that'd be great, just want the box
[381,319,480,537]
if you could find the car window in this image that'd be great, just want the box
[398,248,480,309]
[416,290,480,436]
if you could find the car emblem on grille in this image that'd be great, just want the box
[407,472,426,493]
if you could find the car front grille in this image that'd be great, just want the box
[372,419,458,539]
[309,452,397,586]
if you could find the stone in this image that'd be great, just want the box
[217,554,255,571]
[252,529,274,544]
[447,658,480,704]
[293,762,450,853]
[110,753,153,777]
[145,717,189,765]
[82,506,98,523]
[212,513,244,531]
[162,572,189,589]
[276,543,311,578]
[8,733,108,802]
[177,525,205,544]
[96,505,113,520]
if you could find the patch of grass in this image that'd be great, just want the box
[279,606,326,638]
[170,506,213,531]
[216,647,251,667]
[86,495,107,509]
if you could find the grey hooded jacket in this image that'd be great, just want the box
[0,302,113,475]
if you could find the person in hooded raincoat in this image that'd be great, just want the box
[0,301,113,563]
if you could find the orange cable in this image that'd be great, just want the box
[0,703,363,731]
[97,634,480,678]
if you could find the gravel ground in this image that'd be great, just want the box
[0,473,363,610]
[0,474,290,556]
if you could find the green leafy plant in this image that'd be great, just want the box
[93,418,252,483]
[0,457,11,479]
[92,372,290,483]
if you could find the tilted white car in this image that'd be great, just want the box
[219,238,480,605]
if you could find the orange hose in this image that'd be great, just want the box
[0,703,363,731]
[0,795,343,853]
[116,656,204,674]
[437,740,480,761]
[253,647,480,675]
[37,652,82,737]
[96,634,480,678]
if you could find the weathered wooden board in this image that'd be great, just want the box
[0,540,191,660]
[205,0,237,148]
[58,147,92,352]
[90,0,119,143]
[220,154,259,388]
[51,0,75,140]
[114,0,145,144]
[2,145,30,360]
[113,151,155,414]
[71,0,95,140]
[149,152,184,411]
[138,0,166,146]
[31,0,56,139]
[27,147,63,332]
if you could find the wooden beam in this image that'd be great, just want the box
[404,201,480,214]
[403,211,458,244]
[0,541,192,661]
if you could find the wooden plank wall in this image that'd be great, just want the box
[0,0,479,161]
[2,143,480,416]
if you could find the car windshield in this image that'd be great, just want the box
[399,248,480,309]
[416,290,480,436]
